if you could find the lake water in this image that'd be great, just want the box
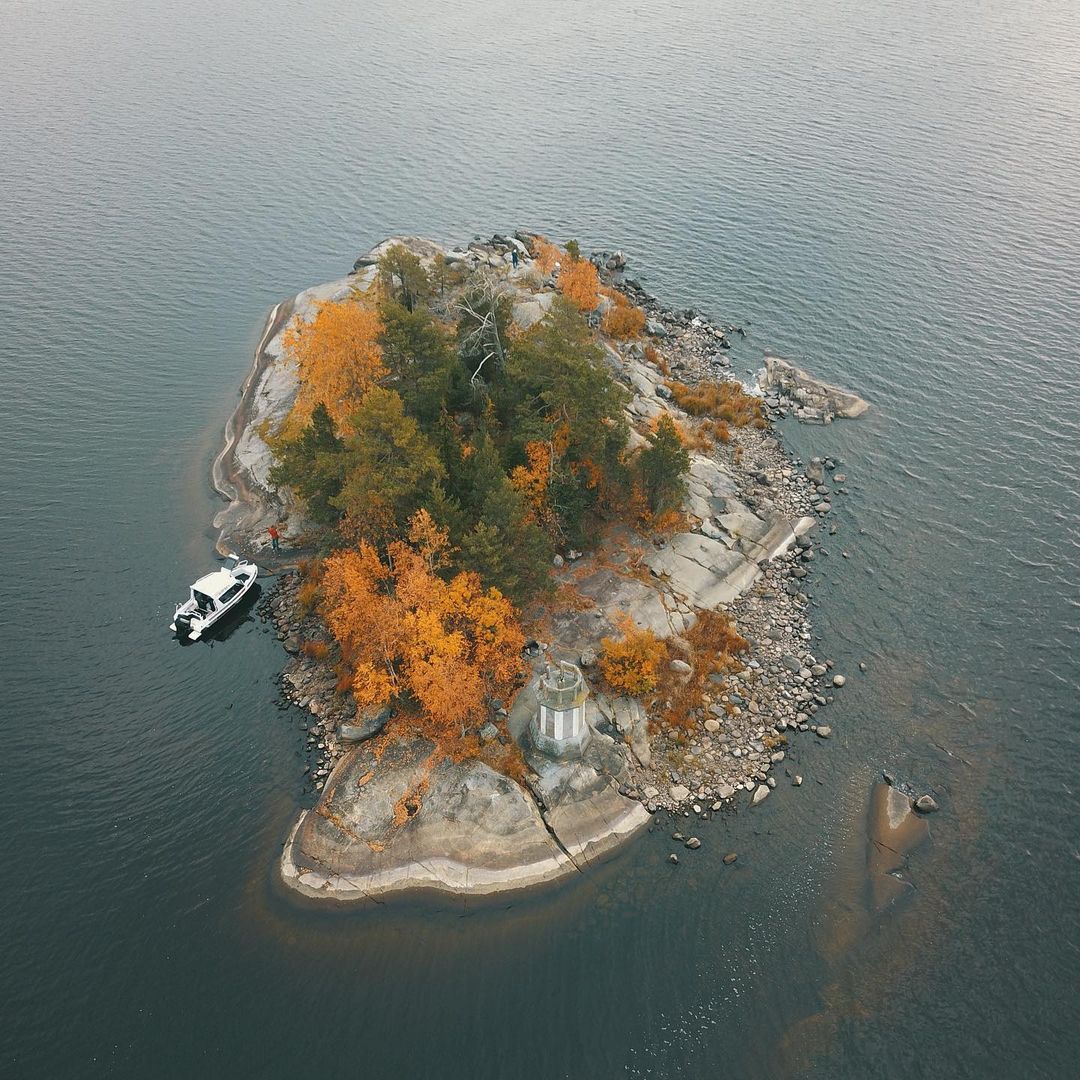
[3,0,1079,1076]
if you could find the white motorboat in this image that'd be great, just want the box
[171,554,258,639]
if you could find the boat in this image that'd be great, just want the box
[171,554,258,640]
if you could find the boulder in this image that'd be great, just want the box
[339,704,394,743]
[757,356,869,419]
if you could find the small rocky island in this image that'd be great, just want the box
[213,233,870,901]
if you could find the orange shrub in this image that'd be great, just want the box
[599,617,666,695]
[300,640,330,661]
[557,258,601,311]
[602,305,646,339]
[532,238,562,275]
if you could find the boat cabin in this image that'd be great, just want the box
[190,569,247,612]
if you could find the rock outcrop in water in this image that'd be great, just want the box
[758,355,870,424]
[216,232,867,901]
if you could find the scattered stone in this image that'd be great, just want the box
[669,658,693,675]
[751,784,771,806]
[668,853,679,865]
[670,784,691,803]
[915,794,940,813]
[832,674,846,687]
[793,775,803,786]
[685,837,701,849]
[816,726,832,738]
[723,852,738,865]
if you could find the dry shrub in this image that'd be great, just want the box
[671,419,715,454]
[602,305,647,339]
[300,640,330,661]
[655,610,749,731]
[600,617,666,695]
[643,344,670,376]
[552,582,596,612]
[703,418,731,444]
[296,577,322,615]
[642,506,687,537]
[478,737,529,786]
[666,379,764,427]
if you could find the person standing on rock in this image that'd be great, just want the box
[268,524,280,552]
[511,248,519,269]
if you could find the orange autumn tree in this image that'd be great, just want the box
[321,511,526,744]
[509,435,565,535]
[281,298,387,434]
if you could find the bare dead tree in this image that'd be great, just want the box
[456,270,511,386]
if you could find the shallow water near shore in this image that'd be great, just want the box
[3,0,1079,1076]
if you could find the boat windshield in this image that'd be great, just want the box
[219,582,244,604]
[193,591,214,612]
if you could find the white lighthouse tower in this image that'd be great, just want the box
[531,661,592,758]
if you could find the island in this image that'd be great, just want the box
[211,233,870,901]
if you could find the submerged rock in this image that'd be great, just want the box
[866,780,930,910]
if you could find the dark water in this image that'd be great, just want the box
[3,0,1079,1076]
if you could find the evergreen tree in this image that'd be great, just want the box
[333,388,445,544]
[637,414,690,515]
[499,297,630,539]
[268,402,346,524]
[377,244,430,312]
[378,300,464,424]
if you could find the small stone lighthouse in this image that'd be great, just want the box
[531,661,591,758]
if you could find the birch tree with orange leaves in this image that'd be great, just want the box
[281,298,386,434]
[320,511,526,743]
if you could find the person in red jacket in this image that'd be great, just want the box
[268,525,280,551]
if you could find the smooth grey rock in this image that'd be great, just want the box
[816,725,832,738]
[915,794,939,813]
[751,784,770,806]
[669,659,693,675]
[685,837,701,850]
[723,852,738,865]
[669,784,691,803]
[832,674,846,687]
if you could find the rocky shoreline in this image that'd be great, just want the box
[215,233,870,901]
